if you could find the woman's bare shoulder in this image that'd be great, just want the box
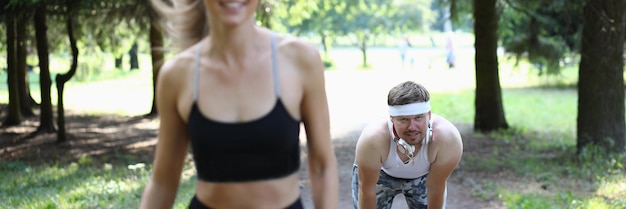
[274,33,322,69]
[158,45,200,83]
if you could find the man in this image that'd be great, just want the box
[352,81,463,209]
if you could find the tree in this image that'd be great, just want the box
[15,10,35,117]
[472,0,509,132]
[128,41,139,70]
[2,1,37,124]
[34,3,56,133]
[55,0,79,142]
[339,0,435,68]
[290,0,346,64]
[93,19,136,70]
[577,0,625,153]
[499,0,584,76]
[3,9,23,126]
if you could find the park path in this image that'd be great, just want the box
[296,68,503,209]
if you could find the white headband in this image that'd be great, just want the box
[388,101,431,116]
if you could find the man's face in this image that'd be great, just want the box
[391,112,430,144]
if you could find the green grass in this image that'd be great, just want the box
[433,84,625,208]
[0,159,197,209]
[1,44,625,208]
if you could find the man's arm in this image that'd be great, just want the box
[355,122,386,209]
[426,123,463,209]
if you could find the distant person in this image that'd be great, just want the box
[398,35,412,67]
[445,33,456,69]
[352,81,463,209]
[139,0,339,208]
[427,36,437,69]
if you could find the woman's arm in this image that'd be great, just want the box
[139,60,190,209]
[296,40,339,209]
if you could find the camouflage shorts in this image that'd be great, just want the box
[351,164,440,209]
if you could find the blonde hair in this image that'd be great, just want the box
[151,0,208,52]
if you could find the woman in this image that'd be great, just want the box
[139,0,339,208]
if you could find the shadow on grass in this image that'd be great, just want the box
[1,104,158,166]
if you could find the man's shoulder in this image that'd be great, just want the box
[355,118,391,164]
[357,118,390,145]
[431,114,463,145]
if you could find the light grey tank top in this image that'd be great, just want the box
[381,120,431,179]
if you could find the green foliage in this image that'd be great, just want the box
[257,0,318,32]
[434,0,473,32]
[5,0,37,8]
[322,57,335,70]
[74,50,106,82]
[499,0,584,76]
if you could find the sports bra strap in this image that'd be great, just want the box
[271,32,280,97]
[193,41,204,101]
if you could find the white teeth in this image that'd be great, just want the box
[224,2,242,8]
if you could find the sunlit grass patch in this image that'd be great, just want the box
[595,176,626,200]
[0,158,197,209]
[500,191,563,209]
[470,129,626,208]
[430,90,475,123]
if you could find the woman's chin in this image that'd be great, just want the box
[216,16,253,28]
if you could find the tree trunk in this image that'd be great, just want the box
[34,5,56,133]
[320,32,330,59]
[129,41,139,70]
[577,0,625,153]
[360,36,368,68]
[115,56,123,69]
[4,12,22,126]
[16,14,34,117]
[147,19,163,117]
[473,0,509,132]
[56,15,79,143]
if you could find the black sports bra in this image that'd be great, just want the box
[187,34,301,182]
